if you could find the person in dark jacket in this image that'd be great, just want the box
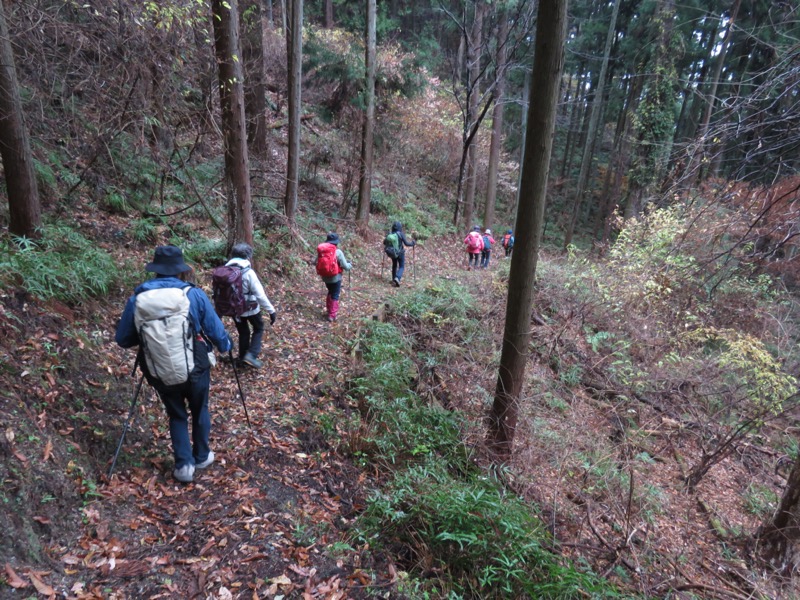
[388,221,416,287]
[116,245,232,484]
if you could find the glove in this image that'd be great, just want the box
[269,311,277,325]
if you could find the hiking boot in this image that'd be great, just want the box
[242,353,263,369]
[196,451,215,469]
[392,277,400,287]
[173,464,195,483]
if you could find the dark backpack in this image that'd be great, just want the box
[316,243,341,278]
[483,236,492,250]
[384,232,401,259]
[211,265,255,317]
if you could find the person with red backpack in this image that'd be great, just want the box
[222,243,276,369]
[464,226,484,270]
[501,229,515,258]
[316,232,352,322]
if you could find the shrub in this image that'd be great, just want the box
[0,225,118,304]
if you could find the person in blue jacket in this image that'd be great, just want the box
[116,245,232,484]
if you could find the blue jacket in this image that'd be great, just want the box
[115,277,232,353]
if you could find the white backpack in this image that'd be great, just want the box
[134,287,194,386]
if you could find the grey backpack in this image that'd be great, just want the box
[134,287,194,386]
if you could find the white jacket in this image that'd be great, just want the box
[224,258,275,318]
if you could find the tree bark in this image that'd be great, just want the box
[355,0,376,230]
[324,0,333,28]
[487,0,567,458]
[462,1,484,232]
[284,0,303,223]
[483,11,508,233]
[563,0,620,249]
[757,454,800,572]
[242,0,269,155]
[0,0,41,239]
[212,0,254,249]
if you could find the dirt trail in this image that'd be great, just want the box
[42,238,479,599]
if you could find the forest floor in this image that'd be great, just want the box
[1,212,797,599]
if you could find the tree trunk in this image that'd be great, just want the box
[559,60,585,180]
[462,1,484,231]
[483,11,508,233]
[487,0,567,458]
[324,0,333,27]
[757,455,800,573]
[242,0,269,156]
[355,0,376,230]
[508,67,531,220]
[212,0,254,249]
[563,0,620,249]
[0,0,41,239]
[689,0,741,183]
[284,0,303,223]
[265,0,274,29]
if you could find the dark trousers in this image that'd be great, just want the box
[235,312,265,359]
[391,253,406,281]
[150,367,211,470]
[468,253,480,268]
[504,246,513,257]
[325,280,342,300]
[480,250,491,268]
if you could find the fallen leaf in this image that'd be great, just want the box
[29,571,55,595]
[4,428,14,443]
[3,563,28,588]
[270,574,292,586]
[33,516,51,525]
[43,438,53,462]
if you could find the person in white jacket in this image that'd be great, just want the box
[226,243,276,369]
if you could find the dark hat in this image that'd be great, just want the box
[507,229,513,234]
[145,245,191,276]
[472,226,481,232]
[325,232,340,246]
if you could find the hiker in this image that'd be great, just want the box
[316,232,352,322]
[502,229,515,258]
[480,229,496,269]
[384,220,416,287]
[222,243,276,369]
[464,226,484,270]
[115,245,232,483]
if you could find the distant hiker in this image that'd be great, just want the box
[480,229,496,269]
[316,232,352,322]
[502,229,515,258]
[383,220,416,287]
[464,226,484,270]
[115,245,232,484]
[220,243,276,369]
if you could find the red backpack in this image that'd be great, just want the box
[466,232,483,252]
[316,243,341,278]
[211,265,256,317]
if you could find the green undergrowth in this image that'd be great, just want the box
[0,224,130,304]
[346,286,620,598]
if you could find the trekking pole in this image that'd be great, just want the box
[380,246,385,280]
[413,244,416,284]
[348,269,352,292]
[108,359,145,479]
[229,350,253,429]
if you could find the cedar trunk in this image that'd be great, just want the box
[212,0,254,249]
[284,0,303,222]
[487,0,567,458]
[355,0,376,229]
[757,455,800,572]
[483,12,508,232]
[0,0,41,239]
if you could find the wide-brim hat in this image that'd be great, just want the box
[145,245,191,276]
[326,232,340,245]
